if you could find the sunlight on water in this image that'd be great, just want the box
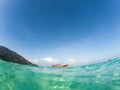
[0,59,120,90]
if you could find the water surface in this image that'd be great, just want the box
[0,58,120,90]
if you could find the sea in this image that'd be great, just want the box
[0,58,120,90]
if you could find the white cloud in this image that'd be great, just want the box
[67,58,76,64]
[29,57,59,66]
[29,59,41,65]
[43,57,59,63]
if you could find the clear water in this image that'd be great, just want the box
[0,58,120,90]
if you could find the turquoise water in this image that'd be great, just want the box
[0,59,120,90]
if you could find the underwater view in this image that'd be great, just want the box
[0,58,120,90]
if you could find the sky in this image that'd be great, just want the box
[0,0,120,65]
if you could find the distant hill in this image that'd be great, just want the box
[0,46,38,66]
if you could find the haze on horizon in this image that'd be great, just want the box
[0,0,120,65]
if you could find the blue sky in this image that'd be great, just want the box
[0,0,120,64]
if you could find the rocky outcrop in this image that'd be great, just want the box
[0,46,38,66]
